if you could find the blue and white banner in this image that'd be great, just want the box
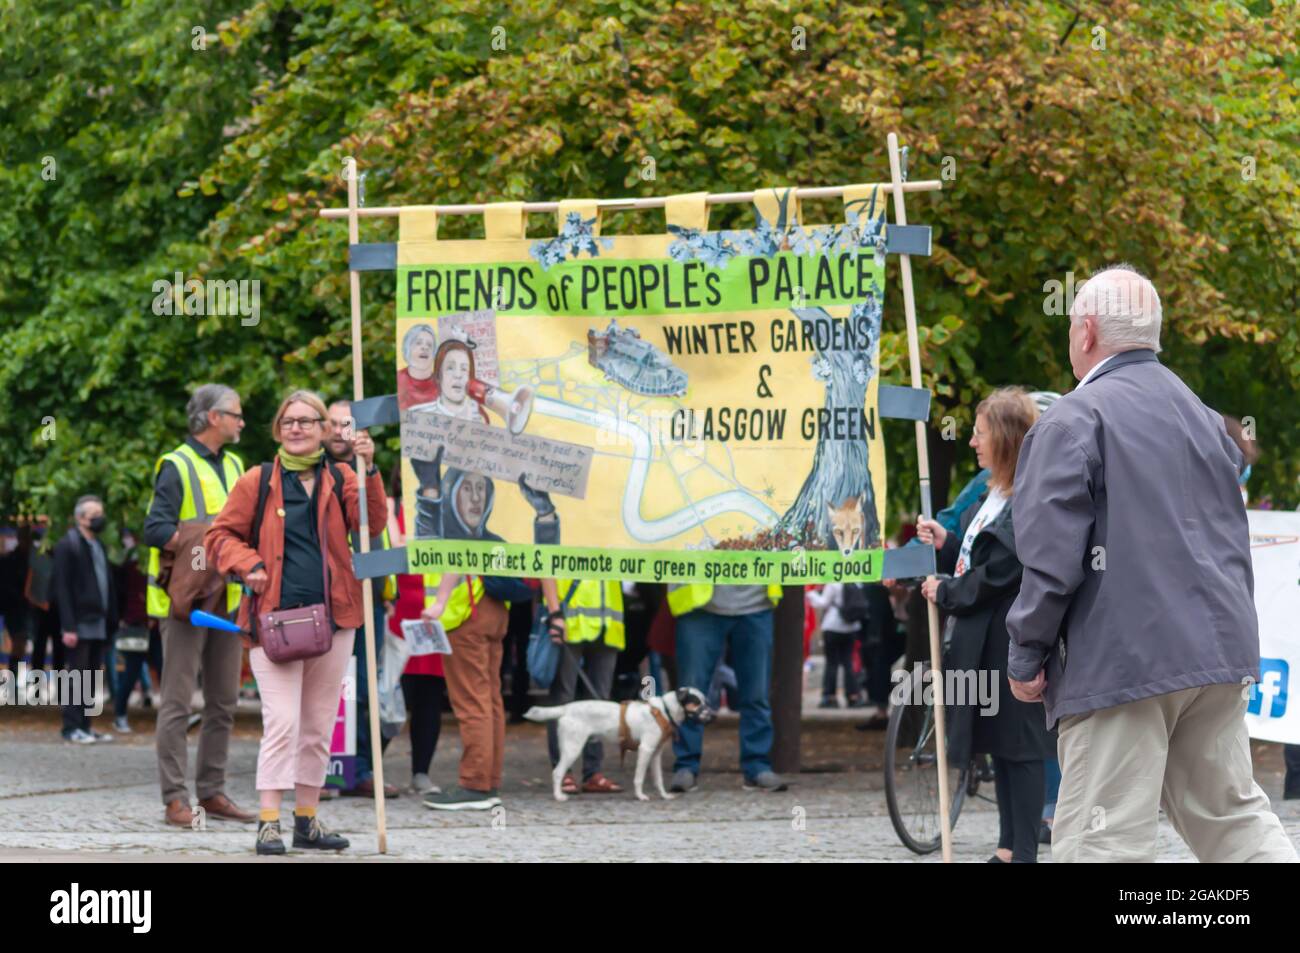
[1245,510,1300,745]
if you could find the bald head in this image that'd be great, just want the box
[1067,264,1162,381]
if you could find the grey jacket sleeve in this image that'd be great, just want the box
[1005,420,1097,680]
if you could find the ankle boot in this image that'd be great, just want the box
[293,813,349,850]
[255,819,286,856]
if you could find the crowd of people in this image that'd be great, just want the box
[0,383,802,855]
[1,265,1295,862]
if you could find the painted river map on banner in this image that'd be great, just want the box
[395,187,888,584]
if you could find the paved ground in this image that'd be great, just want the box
[5,691,1300,863]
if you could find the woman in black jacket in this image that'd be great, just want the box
[917,388,1054,863]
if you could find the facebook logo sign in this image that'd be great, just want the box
[1248,659,1289,718]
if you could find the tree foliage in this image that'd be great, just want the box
[2,0,1297,536]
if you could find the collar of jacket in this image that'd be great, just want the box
[185,434,228,466]
[1085,347,1159,385]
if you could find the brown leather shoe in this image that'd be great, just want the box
[199,793,257,822]
[165,799,194,828]
[343,778,399,799]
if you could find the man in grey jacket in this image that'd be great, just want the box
[1006,265,1295,863]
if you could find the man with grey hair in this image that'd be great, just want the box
[1007,265,1295,862]
[144,383,255,826]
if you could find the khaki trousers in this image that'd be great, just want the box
[1053,682,1296,863]
[442,598,509,792]
[156,616,244,804]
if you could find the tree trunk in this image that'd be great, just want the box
[777,304,883,549]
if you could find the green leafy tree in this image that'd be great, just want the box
[2,0,1296,537]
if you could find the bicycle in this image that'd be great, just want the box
[883,663,996,854]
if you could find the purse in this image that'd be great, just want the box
[114,624,150,654]
[249,462,337,664]
[526,582,578,690]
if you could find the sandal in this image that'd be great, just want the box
[581,773,623,794]
[561,773,580,795]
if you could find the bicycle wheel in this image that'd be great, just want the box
[884,698,968,854]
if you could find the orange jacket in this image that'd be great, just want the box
[205,458,388,643]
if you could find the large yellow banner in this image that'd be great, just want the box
[396,187,887,584]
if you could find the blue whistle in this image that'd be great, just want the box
[189,609,243,634]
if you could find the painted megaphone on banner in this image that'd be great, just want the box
[468,378,534,435]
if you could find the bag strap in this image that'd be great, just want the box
[317,464,334,630]
[249,462,274,552]
[246,462,274,635]
[324,458,348,532]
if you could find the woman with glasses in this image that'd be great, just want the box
[206,390,387,855]
[915,387,1055,863]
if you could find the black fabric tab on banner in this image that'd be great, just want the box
[353,545,409,580]
[349,242,397,271]
[885,225,932,256]
[352,394,399,431]
[878,385,931,421]
[881,544,936,579]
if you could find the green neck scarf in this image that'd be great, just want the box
[277,446,324,471]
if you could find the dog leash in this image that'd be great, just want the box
[566,644,606,700]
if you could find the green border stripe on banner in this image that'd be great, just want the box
[406,539,883,584]
[397,252,884,318]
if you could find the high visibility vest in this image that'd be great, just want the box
[557,579,625,649]
[146,442,245,618]
[381,529,398,602]
[423,573,484,632]
[666,583,783,618]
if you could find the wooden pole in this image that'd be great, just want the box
[886,132,953,863]
[346,156,388,854]
[317,181,942,220]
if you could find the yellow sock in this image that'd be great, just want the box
[294,806,317,819]
[259,808,278,822]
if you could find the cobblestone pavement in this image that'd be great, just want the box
[3,704,1299,862]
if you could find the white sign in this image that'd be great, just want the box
[1245,510,1300,745]
[401,618,453,656]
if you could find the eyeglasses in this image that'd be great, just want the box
[279,417,322,432]
[216,409,245,422]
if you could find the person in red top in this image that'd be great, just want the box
[387,471,448,795]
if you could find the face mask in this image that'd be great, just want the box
[88,516,107,534]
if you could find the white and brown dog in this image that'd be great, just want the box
[525,687,714,802]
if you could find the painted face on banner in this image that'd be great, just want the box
[440,349,471,405]
[456,473,488,530]
[408,329,436,378]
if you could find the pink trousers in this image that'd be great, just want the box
[249,629,355,791]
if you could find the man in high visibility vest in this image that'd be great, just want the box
[325,399,398,799]
[666,583,788,794]
[143,384,255,827]
[545,578,625,795]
